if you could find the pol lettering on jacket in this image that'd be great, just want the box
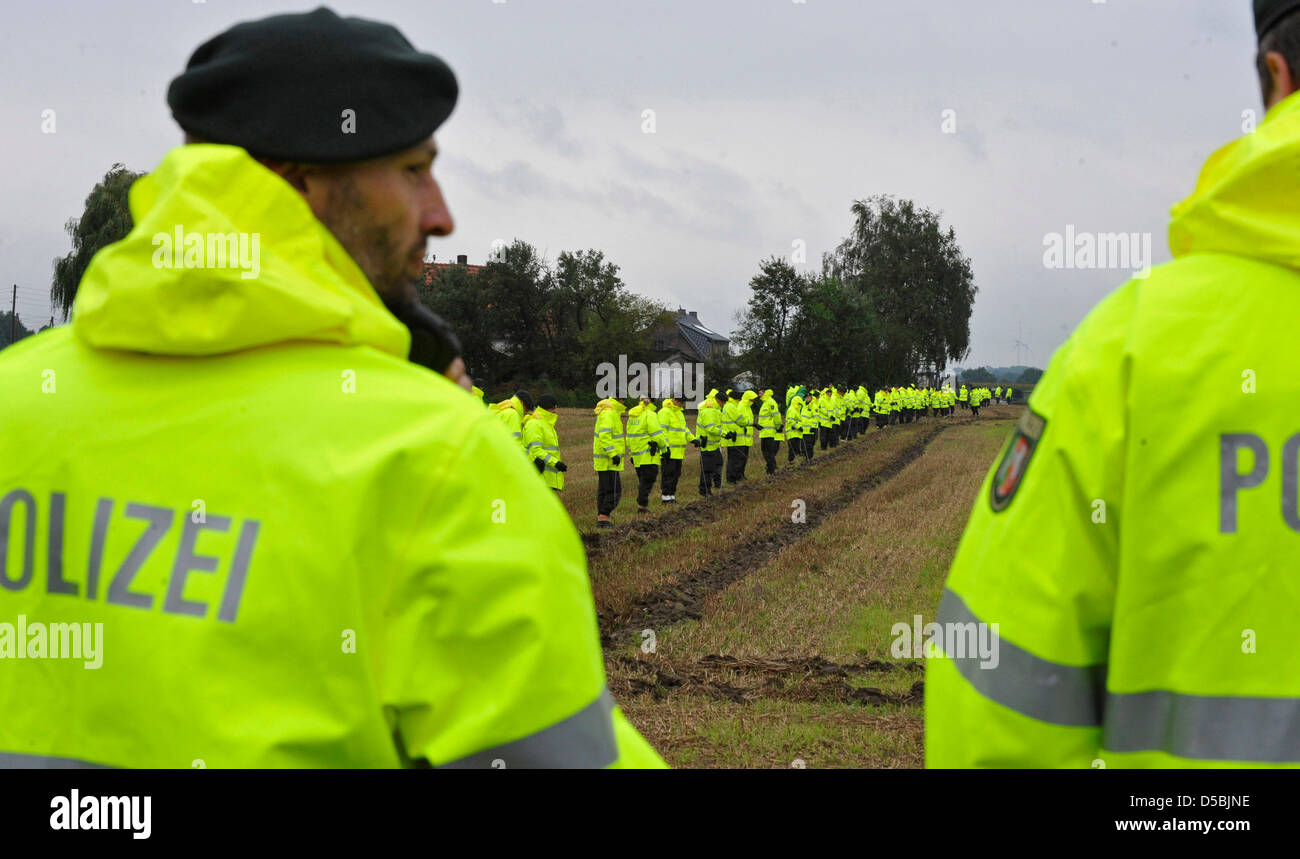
[151,225,261,280]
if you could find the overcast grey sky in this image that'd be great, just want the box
[0,0,1262,369]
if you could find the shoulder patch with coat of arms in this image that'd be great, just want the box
[989,408,1047,513]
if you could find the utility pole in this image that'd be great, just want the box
[9,285,15,347]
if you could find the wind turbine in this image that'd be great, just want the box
[1013,323,1032,367]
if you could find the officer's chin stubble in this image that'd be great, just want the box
[308,169,425,305]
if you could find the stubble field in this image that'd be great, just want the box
[543,403,1021,768]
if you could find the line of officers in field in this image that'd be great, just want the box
[474,382,1013,529]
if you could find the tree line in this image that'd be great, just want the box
[38,167,982,408]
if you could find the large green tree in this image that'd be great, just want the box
[826,196,976,382]
[51,163,144,321]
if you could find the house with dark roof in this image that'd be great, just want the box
[653,308,730,365]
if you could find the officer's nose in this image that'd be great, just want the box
[422,177,454,237]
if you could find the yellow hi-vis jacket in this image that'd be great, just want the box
[784,395,804,438]
[625,402,666,467]
[0,144,664,769]
[491,396,528,446]
[522,407,564,490]
[927,89,1300,769]
[695,395,723,452]
[736,390,758,442]
[657,399,695,459]
[802,396,820,432]
[591,399,626,471]
[757,392,782,440]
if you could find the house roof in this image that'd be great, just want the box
[675,310,727,360]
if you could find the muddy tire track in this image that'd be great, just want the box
[598,421,950,647]
[608,653,925,707]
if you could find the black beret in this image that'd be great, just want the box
[538,393,558,410]
[515,390,536,411]
[167,6,457,163]
[1256,0,1300,39]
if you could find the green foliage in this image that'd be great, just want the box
[733,196,976,390]
[417,241,669,391]
[959,366,997,383]
[1016,366,1044,385]
[51,163,144,321]
[0,311,36,350]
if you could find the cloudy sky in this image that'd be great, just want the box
[0,0,1262,369]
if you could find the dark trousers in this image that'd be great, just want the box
[820,426,831,450]
[635,463,659,507]
[597,470,622,516]
[661,457,682,496]
[725,446,744,483]
[700,449,722,494]
[829,424,840,447]
[876,414,887,429]
[971,405,980,417]
[787,435,802,461]
[761,437,779,474]
[736,445,750,479]
[803,432,816,460]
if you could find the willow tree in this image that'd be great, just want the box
[51,163,144,321]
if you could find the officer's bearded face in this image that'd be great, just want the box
[303,139,454,303]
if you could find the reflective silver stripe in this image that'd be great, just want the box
[665,427,686,433]
[1104,691,1300,763]
[512,432,522,438]
[542,445,559,451]
[668,444,685,450]
[438,688,619,769]
[596,428,613,436]
[938,588,1105,727]
[625,432,648,438]
[0,752,113,768]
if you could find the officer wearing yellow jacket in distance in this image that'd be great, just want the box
[732,389,758,481]
[523,393,567,491]
[656,397,696,504]
[592,397,627,528]
[0,8,663,768]
[784,387,806,464]
[625,397,667,515]
[801,389,820,460]
[757,389,783,476]
[492,389,534,448]
[927,0,1300,768]
[696,389,725,495]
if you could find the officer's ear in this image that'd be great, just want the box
[1263,50,1298,109]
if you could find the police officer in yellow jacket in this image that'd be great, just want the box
[0,8,664,769]
[927,0,1300,768]
[757,389,783,476]
[656,397,695,504]
[592,397,627,528]
[695,389,725,496]
[626,397,666,515]
[523,393,567,491]
[492,390,534,448]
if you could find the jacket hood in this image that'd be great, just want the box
[528,407,557,425]
[1170,91,1300,270]
[660,398,680,410]
[594,398,626,416]
[741,390,757,402]
[73,144,409,358]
